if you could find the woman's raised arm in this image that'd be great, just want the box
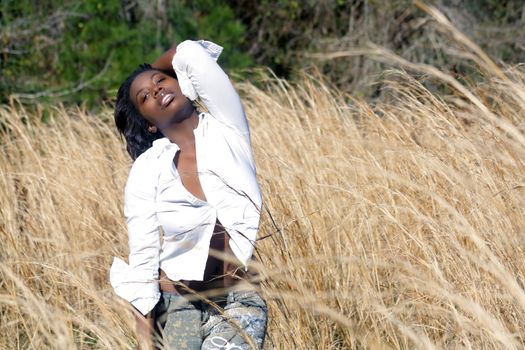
[171,39,251,138]
[151,42,177,72]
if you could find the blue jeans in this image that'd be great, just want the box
[152,287,268,349]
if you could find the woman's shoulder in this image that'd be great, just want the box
[131,136,172,167]
[125,145,163,189]
[131,145,159,169]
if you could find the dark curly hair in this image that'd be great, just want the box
[114,63,181,161]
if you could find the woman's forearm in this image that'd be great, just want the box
[152,44,177,71]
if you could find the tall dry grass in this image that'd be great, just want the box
[2,23,525,350]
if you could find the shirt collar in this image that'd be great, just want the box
[151,137,178,159]
[150,112,206,158]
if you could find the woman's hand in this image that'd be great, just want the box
[152,41,178,72]
[132,307,155,350]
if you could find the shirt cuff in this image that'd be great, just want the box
[109,257,160,315]
[172,39,224,101]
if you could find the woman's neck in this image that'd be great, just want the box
[163,109,199,151]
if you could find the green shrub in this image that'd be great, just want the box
[0,0,251,109]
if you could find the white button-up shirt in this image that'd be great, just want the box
[109,39,262,316]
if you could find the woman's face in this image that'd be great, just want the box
[129,70,193,130]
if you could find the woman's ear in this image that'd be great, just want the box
[147,122,157,133]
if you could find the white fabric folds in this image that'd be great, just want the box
[173,40,223,101]
[110,257,160,315]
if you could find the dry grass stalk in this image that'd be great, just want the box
[1,38,525,350]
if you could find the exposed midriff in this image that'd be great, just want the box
[159,219,256,295]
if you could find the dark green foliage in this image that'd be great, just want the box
[0,0,252,109]
[1,0,525,109]
[229,0,525,98]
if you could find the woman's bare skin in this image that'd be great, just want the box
[174,146,207,202]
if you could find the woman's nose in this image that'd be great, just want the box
[153,85,163,97]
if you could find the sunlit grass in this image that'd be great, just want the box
[1,61,524,348]
[1,16,525,347]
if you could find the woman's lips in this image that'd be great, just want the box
[160,93,175,109]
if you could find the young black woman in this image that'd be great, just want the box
[110,39,268,350]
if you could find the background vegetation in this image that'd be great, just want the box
[1,0,525,107]
[1,1,525,349]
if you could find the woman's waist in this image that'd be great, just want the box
[158,264,257,294]
[159,229,255,270]
[159,242,259,294]
[159,221,260,294]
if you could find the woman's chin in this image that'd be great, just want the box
[156,103,195,131]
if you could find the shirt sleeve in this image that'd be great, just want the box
[172,39,251,138]
[109,155,161,316]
